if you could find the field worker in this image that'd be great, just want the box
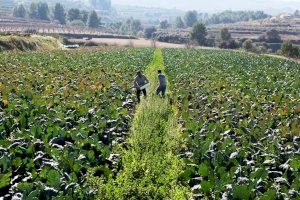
[156,70,167,98]
[134,71,149,103]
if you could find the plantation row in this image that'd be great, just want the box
[0,49,154,199]
[163,49,300,199]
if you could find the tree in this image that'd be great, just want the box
[53,3,66,25]
[13,4,26,18]
[159,20,169,29]
[29,3,38,19]
[242,39,254,51]
[261,29,281,43]
[190,22,207,45]
[144,27,156,39]
[81,10,89,24]
[184,11,198,27]
[68,8,81,22]
[88,10,100,28]
[294,10,300,17]
[219,28,231,41]
[131,19,142,35]
[37,2,50,20]
[281,40,299,57]
[174,16,185,29]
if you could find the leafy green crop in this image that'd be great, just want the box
[163,49,300,199]
[0,48,154,199]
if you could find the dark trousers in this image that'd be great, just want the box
[136,89,147,102]
[156,85,166,98]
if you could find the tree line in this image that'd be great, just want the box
[13,2,100,28]
[155,10,270,30]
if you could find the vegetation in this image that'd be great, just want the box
[184,11,198,27]
[190,22,207,45]
[204,10,270,25]
[163,49,300,199]
[259,29,282,43]
[174,16,185,29]
[281,40,300,58]
[90,50,190,199]
[144,27,156,39]
[53,3,67,25]
[0,48,154,199]
[88,11,100,28]
[13,4,26,18]
[159,20,170,29]
[0,35,64,52]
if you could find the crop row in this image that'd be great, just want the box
[163,49,300,199]
[0,48,154,199]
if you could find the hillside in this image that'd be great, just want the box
[0,34,64,51]
[208,15,300,42]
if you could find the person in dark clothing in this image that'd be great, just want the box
[156,70,167,98]
[134,71,149,103]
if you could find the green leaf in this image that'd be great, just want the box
[46,169,61,189]
[198,163,209,177]
[232,185,253,200]
[260,188,277,200]
[201,181,213,194]
[0,172,11,189]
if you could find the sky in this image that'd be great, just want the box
[112,0,300,12]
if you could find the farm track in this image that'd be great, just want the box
[94,50,190,199]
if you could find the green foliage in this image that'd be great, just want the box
[190,22,207,45]
[174,16,185,29]
[0,48,154,198]
[88,10,100,28]
[184,10,198,27]
[37,2,50,20]
[13,4,26,18]
[205,10,270,24]
[260,29,281,43]
[281,40,300,58]
[219,28,231,41]
[159,19,169,29]
[68,8,81,21]
[29,2,38,19]
[242,39,254,51]
[144,27,156,39]
[91,50,190,200]
[120,19,143,35]
[163,48,300,199]
[53,3,66,25]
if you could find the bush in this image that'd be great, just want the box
[144,27,156,39]
[218,40,240,49]
[281,40,300,58]
[242,39,255,51]
[153,31,188,44]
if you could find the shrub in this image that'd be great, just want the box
[281,40,300,58]
[242,39,255,51]
[144,27,156,39]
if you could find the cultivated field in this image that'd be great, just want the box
[0,47,299,199]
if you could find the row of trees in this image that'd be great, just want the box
[170,10,270,29]
[13,3,100,28]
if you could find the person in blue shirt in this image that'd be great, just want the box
[156,70,167,98]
